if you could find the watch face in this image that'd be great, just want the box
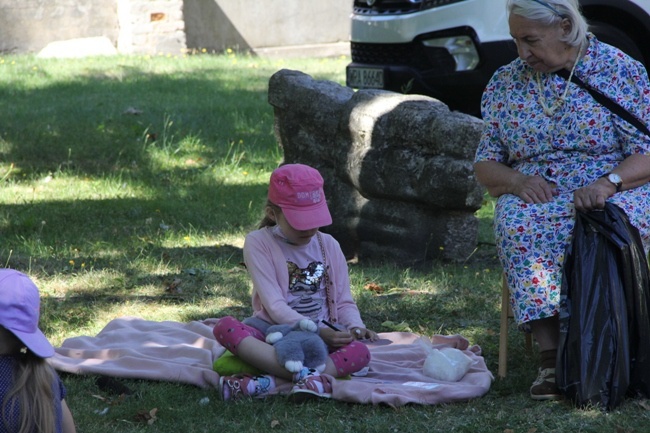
[608,173,622,185]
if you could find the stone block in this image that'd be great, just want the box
[37,36,117,58]
[268,69,486,263]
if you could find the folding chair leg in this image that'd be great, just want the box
[498,275,509,378]
[499,274,535,378]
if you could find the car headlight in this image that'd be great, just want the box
[422,36,479,71]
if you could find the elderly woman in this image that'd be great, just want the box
[474,0,650,401]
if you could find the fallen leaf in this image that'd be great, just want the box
[364,282,384,293]
[123,107,143,115]
[110,394,128,405]
[228,265,247,273]
[134,408,158,425]
[166,278,182,293]
[382,288,429,296]
[271,420,280,428]
[147,408,158,425]
[638,399,650,410]
[381,320,412,332]
[94,407,109,416]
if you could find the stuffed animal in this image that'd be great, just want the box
[243,317,329,373]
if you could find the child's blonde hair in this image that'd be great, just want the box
[257,201,280,229]
[0,327,57,433]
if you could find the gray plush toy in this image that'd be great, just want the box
[243,317,329,373]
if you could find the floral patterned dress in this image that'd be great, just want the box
[475,34,650,326]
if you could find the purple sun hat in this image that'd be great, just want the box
[0,269,55,358]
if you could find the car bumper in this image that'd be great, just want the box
[347,39,517,116]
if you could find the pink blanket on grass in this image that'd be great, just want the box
[51,317,493,407]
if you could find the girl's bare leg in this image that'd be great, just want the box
[236,336,338,380]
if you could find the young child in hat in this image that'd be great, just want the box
[213,163,378,401]
[0,269,76,433]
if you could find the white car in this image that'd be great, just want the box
[346,0,650,116]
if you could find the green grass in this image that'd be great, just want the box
[1,52,647,433]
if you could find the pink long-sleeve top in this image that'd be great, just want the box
[243,226,365,330]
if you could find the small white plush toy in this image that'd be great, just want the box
[243,317,329,373]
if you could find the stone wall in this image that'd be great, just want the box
[268,69,485,264]
[184,0,351,54]
[118,0,186,54]
[0,0,351,56]
[0,0,118,53]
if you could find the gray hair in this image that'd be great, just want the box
[507,0,588,47]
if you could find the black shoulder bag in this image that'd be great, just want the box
[555,68,650,138]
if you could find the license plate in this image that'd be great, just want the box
[347,67,384,89]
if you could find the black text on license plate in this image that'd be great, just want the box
[347,67,384,89]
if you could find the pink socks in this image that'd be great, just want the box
[328,341,371,376]
[213,316,265,355]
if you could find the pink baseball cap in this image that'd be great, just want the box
[268,164,333,230]
[0,269,55,358]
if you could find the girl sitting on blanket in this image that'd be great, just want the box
[0,269,76,433]
[213,163,380,401]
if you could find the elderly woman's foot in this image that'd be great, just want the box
[530,368,562,401]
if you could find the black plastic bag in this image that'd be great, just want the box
[556,202,650,410]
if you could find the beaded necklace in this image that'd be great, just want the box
[535,42,584,116]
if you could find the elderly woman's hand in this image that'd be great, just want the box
[574,178,617,212]
[512,174,557,204]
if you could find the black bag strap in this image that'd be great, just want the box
[555,68,650,138]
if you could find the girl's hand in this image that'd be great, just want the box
[319,327,354,348]
[350,327,379,342]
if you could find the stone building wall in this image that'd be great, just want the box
[0,0,118,53]
[117,0,186,54]
[183,0,351,54]
[0,0,350,56]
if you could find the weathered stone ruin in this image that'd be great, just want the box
[268,69,485,264]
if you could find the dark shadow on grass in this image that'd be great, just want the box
[32,242,252,335]
[0,182,264,254]
[0,61,280,326]
[0,63,274,175]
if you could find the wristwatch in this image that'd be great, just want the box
[602,172,623,192]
